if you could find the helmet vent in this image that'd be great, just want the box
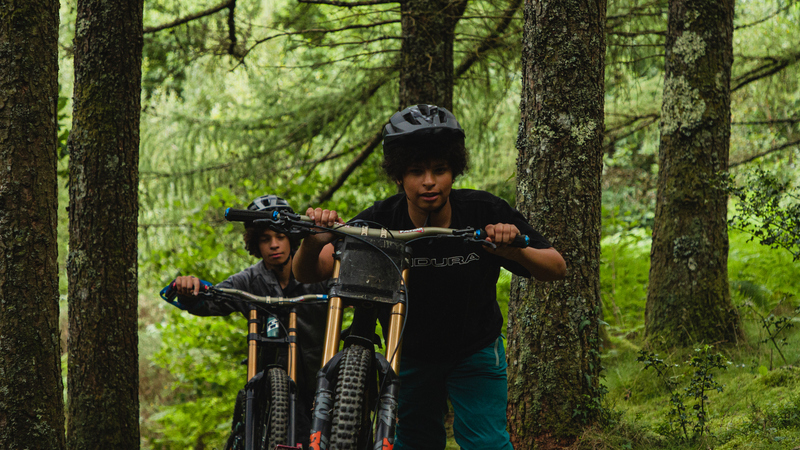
[403,112,419,125]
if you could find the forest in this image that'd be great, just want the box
[1,0,799,449]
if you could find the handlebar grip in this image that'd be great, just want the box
[474,229,530,248]
[510,234,530,248]
[224,208,274,222]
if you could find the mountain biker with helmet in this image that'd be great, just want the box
[169,194,328,448]
[293,105,566,449]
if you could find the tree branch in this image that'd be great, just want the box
[732,50,800,91]
[315,131,384,204]
[735,1,799,30]
[239,20,399,61]
[143,0,234,34]
[729,139,800,168]
[732,118,800,126]
[455,0,522,79]
[298,0,396,6]
[603,114,660,155]
[607,29,667,37]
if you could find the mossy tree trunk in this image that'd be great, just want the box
[398,0,467,109]
[507,0,606,446]
[0,1,65,449]
[645,0,743,347]
[67,0,143,448]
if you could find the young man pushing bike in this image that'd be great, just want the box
[294,105,566,450]
[170,194,328,449]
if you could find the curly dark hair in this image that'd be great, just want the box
[243,226,301,258]
[381,135,469,183]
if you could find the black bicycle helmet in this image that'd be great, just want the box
[247,194,294,215]
[243,194,300,258]
[382,104,465,152]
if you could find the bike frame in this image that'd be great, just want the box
[211,289,325,450]
[161,283,325,450]
[244,306,299,450]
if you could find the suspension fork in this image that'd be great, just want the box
[245,307,259,450]
[321,260,344,366]
[384,268,408,375]
[287,307,299,446]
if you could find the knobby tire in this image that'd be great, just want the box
[259,367,290,450]
[329,344,372,450]
[225,367,290,450]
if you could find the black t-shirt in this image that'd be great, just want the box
[351,189,552,362]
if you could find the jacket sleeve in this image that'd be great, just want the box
[183,270,252,317]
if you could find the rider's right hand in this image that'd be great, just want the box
[304,207,344,247]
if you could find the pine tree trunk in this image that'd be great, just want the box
[67,0,143,448]
[508,0,606,446]
[398,0,467,109]
[645,0,743,347]
[0,2,66,449]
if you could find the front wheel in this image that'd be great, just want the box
[256,367,290,450]
[329,344,373,450]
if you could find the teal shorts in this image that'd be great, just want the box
[394,336,514,450]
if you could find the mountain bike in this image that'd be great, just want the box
[223,207,529,450]
[160,283,327,450]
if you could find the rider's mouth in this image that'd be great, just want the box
[420,192,440,201]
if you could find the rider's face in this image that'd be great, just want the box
[399,159,453,215]
[258,229,292,269]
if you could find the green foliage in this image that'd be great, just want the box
[728,168,800,261]
[740,300,799,365]
[684,346,730,438]
[600,226,651,330]
[637,350,691,440]
[597,224,800,449]
[144,309,245,449]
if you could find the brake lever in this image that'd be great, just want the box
[466,237,497,249]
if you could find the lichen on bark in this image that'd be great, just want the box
[661,75,706,136]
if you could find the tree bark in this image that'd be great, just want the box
[645,0,743,347]
[67,0,143,448]
[0,1,66,449]
[508,0,606,446]
[398,0,468,109]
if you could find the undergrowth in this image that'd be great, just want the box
[590,229,800,449]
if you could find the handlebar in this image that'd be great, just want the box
[209,287,328,306]
[224,208,530,248]
[159,281,328,309]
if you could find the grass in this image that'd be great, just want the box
[575,229,800,450]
